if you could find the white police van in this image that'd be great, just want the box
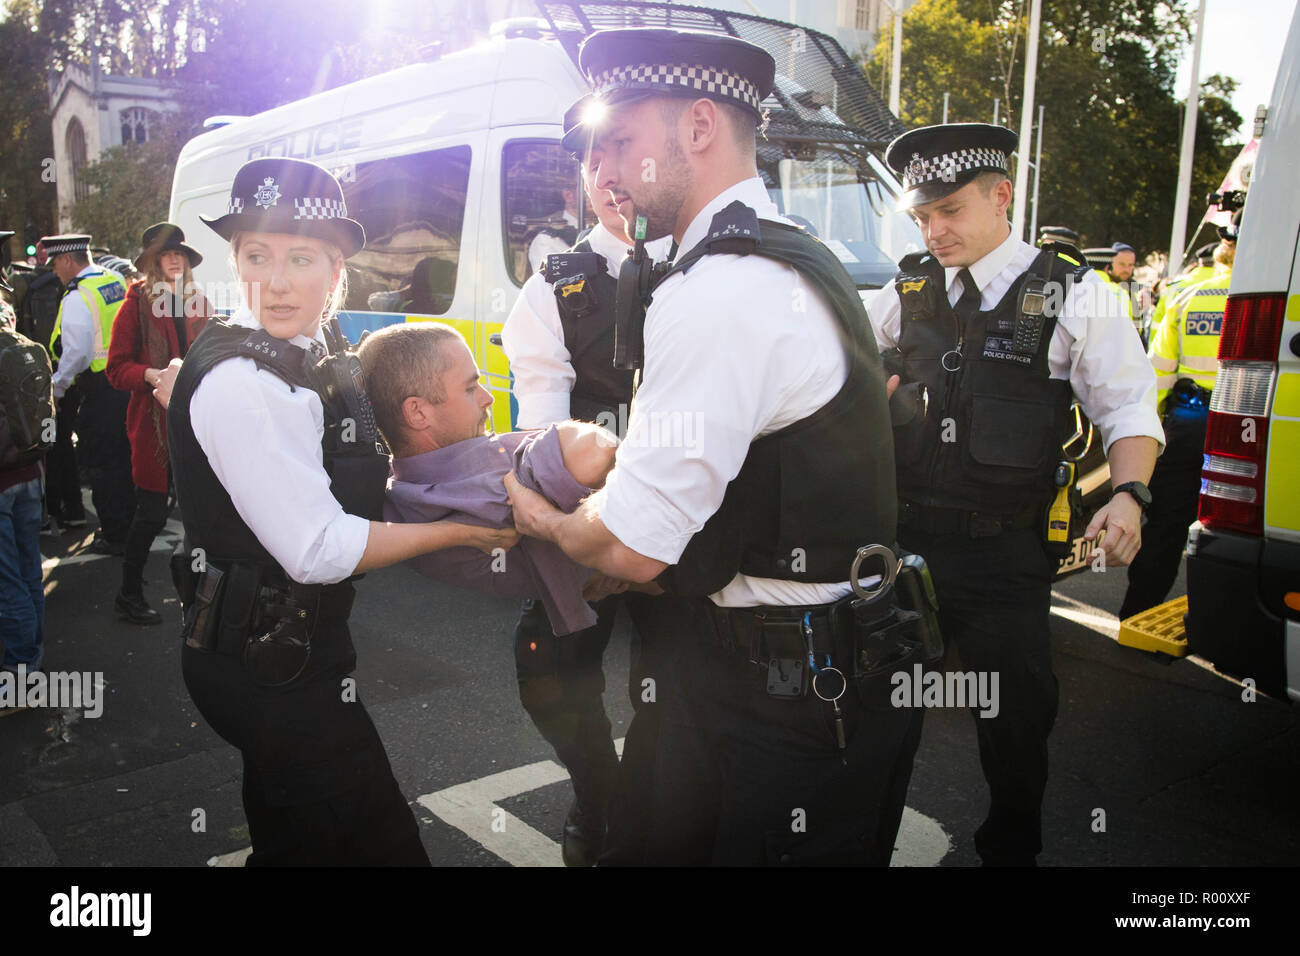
[168,1,924,433]
[1120,1,1300,704]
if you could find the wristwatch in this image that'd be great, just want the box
[1112,481,1152,512]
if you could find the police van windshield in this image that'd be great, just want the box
[761,150,924,289]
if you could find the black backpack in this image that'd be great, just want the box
[0,326,55,468]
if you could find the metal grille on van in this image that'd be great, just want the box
[537,0,906,148]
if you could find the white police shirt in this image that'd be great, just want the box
[51,264,104,399]
[503,222,673,429]
[866,228,1165,454]
[188,307,370,585]
[590,176,866,608]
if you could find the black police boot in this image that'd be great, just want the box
[90,535,125,556]
[561,800,607,868]
[115,590,162,626]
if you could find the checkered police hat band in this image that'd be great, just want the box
[903,148,1007,189]
[227,198,245,215]
[44,239,89,255]
[593,63,762,112]
[294,198,347,221]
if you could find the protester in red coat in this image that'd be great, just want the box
[105,223,213,625]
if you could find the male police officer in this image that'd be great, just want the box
[44,234,135,554]
[1119,222,1237,619]
[507,28,921,866]
[870,124,1163,865]
[501,95,672,866]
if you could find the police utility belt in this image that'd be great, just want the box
[179,560,354,687]
[704,546,944,701]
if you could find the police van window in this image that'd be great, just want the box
[761,148,925,289]
[502,141,583,287]
[338,145,472,315]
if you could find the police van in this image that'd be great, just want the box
[1121,2,1300,703]
[168,0,923,434]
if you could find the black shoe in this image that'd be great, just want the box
[561,801,607,868]
[115,590,161,626]
[89,536,125,556]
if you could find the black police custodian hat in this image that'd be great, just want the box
[201,158,365,258]
[577,28,775,119]
[135,221,202,270]
[561,93,597,157]
[40,233,92,257]
[885,123,1017,210]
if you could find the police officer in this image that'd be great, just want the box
[1150,242,1216,335]
[1037,225,1080,248]
[9,241,86,532]
[168,157,516,865]
[871,123,1163,865]
[1119,222,1237,619]
[501,94,673,866]
[44,234,135,553]
[507,28,923,866]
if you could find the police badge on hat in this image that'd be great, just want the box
[885,123,1018,210]
[201,158,365,258]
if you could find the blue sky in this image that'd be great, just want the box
[1174,0,1299,140]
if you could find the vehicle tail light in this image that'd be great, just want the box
[1198,293,1286,535]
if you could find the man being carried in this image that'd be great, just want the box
[357,321,631,634]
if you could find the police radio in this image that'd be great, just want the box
[1014,276,1048,355]
[614,214,655,372]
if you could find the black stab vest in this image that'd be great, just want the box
[651,201,898,596]
[544,238,634,423]
[167,320,388,580]
[891,244,1084,513]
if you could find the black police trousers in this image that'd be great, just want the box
[599,595,926,866]
[898,526,1059,866]
[513,592,657,830]
[181,618,429,866]
[1120,407,1209,620]
[75,372,135,543]
[46,384,84,523]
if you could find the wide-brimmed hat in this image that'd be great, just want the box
[135,222,203,270]
[201,158,365,258]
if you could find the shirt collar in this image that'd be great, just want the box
[228,305,326,352]
[677,177,780,259]
[75,265,100,279]
[944,226,1021,296]
[587,221,674,274]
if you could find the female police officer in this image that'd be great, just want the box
[167,157,516,865]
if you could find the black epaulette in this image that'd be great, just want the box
[544,250,604,284]
[894,252,941,322]
[236,329,313,390]
[1037,241,1090,280]
[702,200,760,255]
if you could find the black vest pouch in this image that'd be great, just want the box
[326,451,389,522]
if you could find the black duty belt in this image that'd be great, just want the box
[704,600,843,665]
[898,499,1041,538]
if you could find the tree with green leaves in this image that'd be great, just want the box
[0,1,57,257]
[868,0,1242,258]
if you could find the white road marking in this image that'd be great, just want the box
[1051,591,1120,638]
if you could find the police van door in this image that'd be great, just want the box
[485,127,585,433]
[330,132,506,423]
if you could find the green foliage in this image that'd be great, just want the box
[867,0,1243,256]
[0,2,57,252]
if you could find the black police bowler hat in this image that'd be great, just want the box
[201,158,365,258]
[40,233,92,257]
[577,28,776,121]
[885,123,1018,210]
[561,93,597,157]
[1194,242,1217,264]
[135,221,203,270]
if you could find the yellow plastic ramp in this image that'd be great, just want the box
[1118,595,1189,657]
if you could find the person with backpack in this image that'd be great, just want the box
[0,237,55,712]
[105,223,214,625]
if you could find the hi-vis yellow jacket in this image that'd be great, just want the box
[1149,265,1231,409]
[49,270,125,373]
[1151,264,1215,333]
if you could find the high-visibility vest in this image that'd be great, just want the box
[1151,264,1215,331]
[1095,268,1135,323]
[1149,266,1230,408]
[50,269,126,374]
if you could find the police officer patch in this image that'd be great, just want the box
[1185,311,1224,336]
[253,177,282,210]
[99,281,125,305]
